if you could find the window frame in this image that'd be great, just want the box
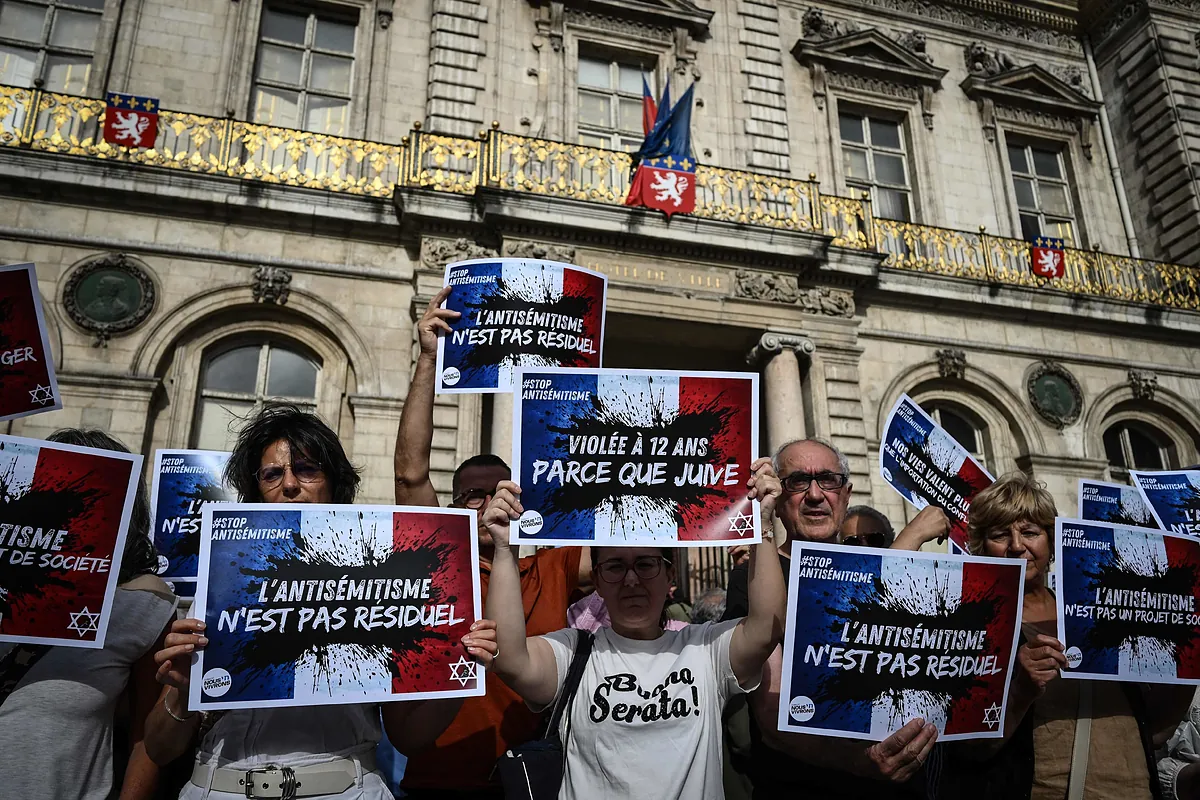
[249,3,358,135]
[1003,136,1079,246]
[0,0,105,94]
[837,107,915,223]
[1103,419,1177,480]
[575,52,656,153]
[190,338,322,450]
[925,403,990,471]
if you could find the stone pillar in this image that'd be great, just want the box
[489,391,514,461]
[747,332,814,454]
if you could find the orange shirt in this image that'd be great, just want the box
[401,546,583,790]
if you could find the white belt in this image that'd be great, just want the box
[191,755,370,798]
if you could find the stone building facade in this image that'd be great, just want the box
[1,0,1198,586]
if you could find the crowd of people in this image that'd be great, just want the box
[0,285,1197,800]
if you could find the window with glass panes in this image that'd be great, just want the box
[1006,141,1077,245]
[839,111,913,222]
[1103,421,1175,474]
[250,6,356,135]
[577,55,654,152]
[0,0,104,93]
[193,342,320,451]
[923,404,989,470]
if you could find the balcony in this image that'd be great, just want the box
[2,84,1197,312]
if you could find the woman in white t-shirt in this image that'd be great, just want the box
[482,458,786,800]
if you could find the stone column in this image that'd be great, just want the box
[747,332,814,454]
[489,391,514,461]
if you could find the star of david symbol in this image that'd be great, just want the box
[448,655,477,687]
[982,702,1002,729]
[28,385,54,405]
[728,512,754,536]
[67,606,101,638]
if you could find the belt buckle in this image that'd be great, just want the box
[242,765,297,799]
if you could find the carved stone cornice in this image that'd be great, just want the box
[842,0,1080,49]
[733,270,857,318]
[935,348,967,379]
[251,265,292,305]
[746,332,817,367]
[1128,369,1158,400]
[502,239,578,263]
[529,0,712,40]
[419,237,498,270]
[961,61,1102,157]
[793,26,948,129]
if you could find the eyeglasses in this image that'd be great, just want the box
[782,471,848,494]
[451,488,492,510]
[255,460,324,487]
[842,532,889,548]
[595,556,671,584]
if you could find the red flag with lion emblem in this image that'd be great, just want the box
[103,93,159,150]
[625,83,696,219]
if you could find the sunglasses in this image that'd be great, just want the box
[595,556,671,584]
[842,532,889,548]
[255,460,324,488]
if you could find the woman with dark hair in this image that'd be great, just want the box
[0,428,178,800]
[146,403,496,800]
[481,458,786,800]
[925,472,1189,800]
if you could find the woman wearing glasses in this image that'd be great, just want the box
[144,404,497,800]
[480,458,786,800]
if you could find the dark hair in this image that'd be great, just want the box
[452,454,510,495]
[46,428,159,583]
[844,505,895,543]
[225,403,360,504]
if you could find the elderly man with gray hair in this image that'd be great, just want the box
[721,437,951,800]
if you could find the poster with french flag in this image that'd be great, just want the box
[778,542,1025,742]
[880,394,995,552]
[190,504,483,711]
[1056,519,1200,685]
[511,368,760,547]
[1129,470,1200,538]
[0,263,62,422]
[0,435,140,649]
[436,258,607,394]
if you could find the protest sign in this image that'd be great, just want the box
[436,258,607,394]
[1130,470,1200,537]
[778,542,1024,741]
[1056,519,1200,684]
[1079,478,1157,528]
[0,435,140,648]
[879,395,994,552]
[150,449,235,590]
[512,368,759,546]
[191,504,483,710]
[0,263,62,421]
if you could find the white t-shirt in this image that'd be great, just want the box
[539,619,756,800]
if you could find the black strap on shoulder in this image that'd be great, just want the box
[545,631,594,741]
[0,645,50,708]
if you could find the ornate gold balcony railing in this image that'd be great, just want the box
[2,84,1197,312]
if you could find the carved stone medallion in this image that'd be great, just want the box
[62,253,156,347]
[1027,361,1083,428]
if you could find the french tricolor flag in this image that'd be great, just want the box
[514,369,759,546]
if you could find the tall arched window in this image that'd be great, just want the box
[921,402,990,470]
[1103,420,1176,476]
[192,340,320,451]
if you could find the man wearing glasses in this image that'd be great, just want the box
[722,438,947,800]
[394,289,592,800]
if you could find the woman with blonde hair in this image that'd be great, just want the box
[917,471,1189,799]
